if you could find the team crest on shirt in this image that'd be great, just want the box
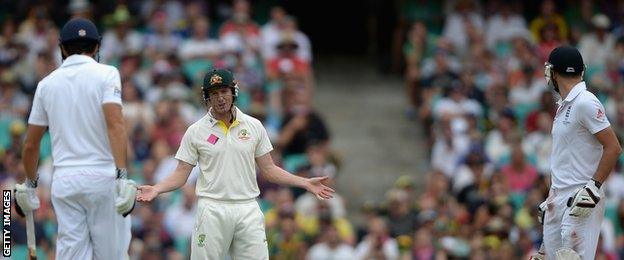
[597,108,605,120]
[198,234,206,247]
[238,129,251,140]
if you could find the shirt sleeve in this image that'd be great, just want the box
[175,127,199,166]
[255,121,274,157]
[102,68,122,105]
[578,96,611,134]
[28,83,48,126]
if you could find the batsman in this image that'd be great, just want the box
[15,18,137,259]
[536,46,622,259]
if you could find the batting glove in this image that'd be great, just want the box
[114,168,137,217]
[537,201,547,225]
[15,178,40,214]
[567,179,601,218]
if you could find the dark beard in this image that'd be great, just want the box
[553,80,559,93]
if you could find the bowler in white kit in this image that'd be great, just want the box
[15,18,137,259]
[136,69,335,259]
[538,46,622,260]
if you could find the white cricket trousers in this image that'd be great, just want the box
[50,168,131,260]
[191,197,268,260]
[543,185,605,260]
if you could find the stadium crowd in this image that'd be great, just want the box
[3,0,624,259]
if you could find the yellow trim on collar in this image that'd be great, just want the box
[216,120,240,134]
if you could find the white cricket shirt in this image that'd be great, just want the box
[28,55,122,173]
[175,107,273,201]
[550,82,610,189]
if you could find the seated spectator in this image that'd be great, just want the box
[452,146,495,207]
[266,211,308,260]
[522,111,553,174]
[354,217,400,260]
[260,6,288,60]
[524,90,556,133]
[384,189,419,237]
[529,0,567,46]
[536,23,563,63]
[579,14,615,80]
[501,144,538,193]
[403,21,438,115]
[430,118,470,178]
[277,88,329,157]
[485,4,528,53]
[163,185,196,246]
[266,36,311,85]
[442,0,484,57]
[144,11,183,58]
[485,109,518,167]
[177,16,221,85]
[294,141,346,218]
[100,5,143,64]
[219,0,260,40]
[307,225,355,260]
[508,64,547,109]
[0,70,29,121]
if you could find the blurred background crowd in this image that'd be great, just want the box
[2,0,624,259]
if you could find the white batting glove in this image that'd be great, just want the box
[15,179,40,212]
[568,179,601,218]
[114,168,137,217]
[537,201,547,225]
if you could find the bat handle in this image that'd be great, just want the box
[25,211,36,259]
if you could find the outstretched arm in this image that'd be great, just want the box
[137,160,194,202]
[256,153,334,199]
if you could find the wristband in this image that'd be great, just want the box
[591,178,602,189]
[116,168,128,179]
[26,177,38,188]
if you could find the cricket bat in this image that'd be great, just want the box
[25,211,36,260]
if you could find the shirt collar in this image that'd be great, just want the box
[206,106,243,126]
[60,54,96,68]
[557,82,586,106]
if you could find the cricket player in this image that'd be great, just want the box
[136,69,335,259]
[14,18,137,259]
[537,46,622,259]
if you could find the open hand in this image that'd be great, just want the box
[136,185,159,202]
[305,176,335,200]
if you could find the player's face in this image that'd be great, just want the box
[208,88,234,114]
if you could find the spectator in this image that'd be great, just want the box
[522,110,553,174]
[529,0,568,45]
[354,217,400,260]
[442,0,484,57]
[485,3,528,52]
[100,5,143,64]
[500,144,538,193]
[579,14,615,80]
[307,225,355,260]
[0,71,29,121]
